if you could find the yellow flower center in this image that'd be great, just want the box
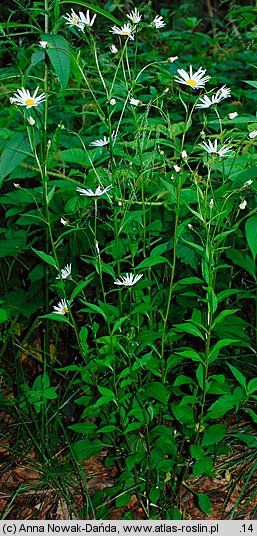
[186,79,197,87]
[72,17,78,24]
[25,98,35,106]
[62,307,68,314]
[121,30,130,35]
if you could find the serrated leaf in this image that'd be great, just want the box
[41,33,70,89]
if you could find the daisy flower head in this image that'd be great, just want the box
[52,299,71,315]
[89,131,116,147]
[114,273,143,287]
[152,15,166,29]
[110,24,135,41]
[76,185,112,197]
[78,9,97,28]
[56,263,72,280]
[127,8,142,24]
[63,8,85,30]
[10,87,46,109]
[199,139,232,157]
[175,66,211,90]
[195,85,231,109]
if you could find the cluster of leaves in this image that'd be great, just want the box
[1,0,257,520]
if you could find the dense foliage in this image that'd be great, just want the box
[1,0,257,520]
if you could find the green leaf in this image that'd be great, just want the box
[193,457,214,477]
[0,132,31,184]
[143,382,168,404]
[201,424,227,446]
[116,493,132,508]
[212,309,239,328]
[198,493,212,515]
[173,322,204,339]
[246,408,257,423]
[60,0,121,25]
[98,386,116,400]
[227,364,247,391]
[209,339,239,363]
[79,302,107,320]
[175,349,205,364]
[137,255,168,269]
[0,309,9,324]
[40,313,71,324]
[60,148,92,166]
[70,279,93,301]
[247,378,257,394]
[41,33,70,89]
[171,404,195,427]
[226,249,256,280]
[72,439,104,461]
[69,422,97,434]
[245,215,257,260]
[32,248,57,268]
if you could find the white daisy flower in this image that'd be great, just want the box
[56,264,72,280]
[10,87,46,109]
[175,66,211,90]
[114,273,143,287]
[249,130,257,139]
[199,139,232,157]
[129,97,141,106]
[195,85,231,109]
[127,8,142,24]
[76,185,112,197]
[52,299,71,315]
[209,198,214,207]
[152,15,166,29]
[109,98,116,105]
[110,24,135,40]
[60,217,69,226]
[78,9,97,27]
[239,199,247,210]
[89,131,116,147]
[63,9,85,30]
[39,40,49,49]
[181,150,188,160]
